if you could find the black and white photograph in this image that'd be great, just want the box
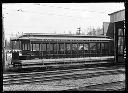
[2,3,125,91]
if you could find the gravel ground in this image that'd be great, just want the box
[3,74,125,91]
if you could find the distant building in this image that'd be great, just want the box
[103,22,110,36]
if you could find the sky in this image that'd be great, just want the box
[2,3,125,40]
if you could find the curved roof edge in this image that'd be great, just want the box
[23,33,110,38]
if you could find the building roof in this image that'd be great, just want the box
[108,9,125,15]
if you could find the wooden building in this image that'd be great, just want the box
[108,9,125,63]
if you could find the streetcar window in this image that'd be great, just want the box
[67,44,71,50]
[25,44,28,50]
[22,43,29,50]
[54,44,57,51]
[90,43,96,53]
[24,44,26,50]
[77,43,80,50]
[104,43,109,54]
[22,44,24,50]
[101,43,105,53]
[36,44,39,51]
[47,44,53,51]
[42,44,46,51]
[72,44,77,50]
[39,44,42,51]
[79,44,84,50]
[54,44,59,51]
[60,44,65,51]
[84,44,89,51]
[33,44,39,51]
[22,43,24,50]
[33,44,35,51]
[46,44,50,50]
[97,43,101,53]
[18,41,21,49]
[31,44,33,51]
[39,44,41,51]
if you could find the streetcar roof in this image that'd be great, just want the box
[22,33,111,38]
[11,33,113,41]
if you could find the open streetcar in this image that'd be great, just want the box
[11,33,114,68]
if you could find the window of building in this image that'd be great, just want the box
[118,28,124,54]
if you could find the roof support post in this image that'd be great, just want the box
[77,42,78,58]
[88,43,90,57]
[19,39,20,50]
[96,42,98,56]
[57,40,58,58]
[100,43,102,56]
[39,43,41,59]
[70,42,72,58]
[65,43,67,58]
[64,42,65,57]
[46,43,47,59]
[29,40,31,59]
[12,41,13,51]
[83,42,85,57]
[21,41,23,51]
[41,39,43,59]
[49,41,50,58]
[53,43,54,57]
[58,43,60,57]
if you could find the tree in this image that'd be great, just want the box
[87,28,96,35]
[87,26,103,36]
[68,31,72,34]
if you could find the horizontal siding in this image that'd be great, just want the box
[110,10,125,22]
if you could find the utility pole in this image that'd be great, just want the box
[77,27,81,35]
[2,14,5,72]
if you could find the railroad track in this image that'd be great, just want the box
[3,67,125,86]
[65,81,125,91]
[7,61,123,73]
[84,81,125,91]
[3,66,124,77]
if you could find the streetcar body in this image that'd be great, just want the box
[11,33,114,68]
